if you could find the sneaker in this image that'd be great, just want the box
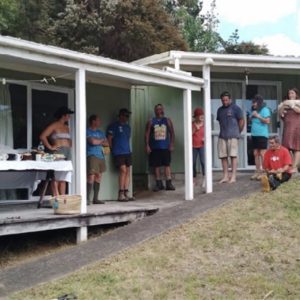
[251,172,259,180]
[93,199,105,204]
[202,178,206,189]
[118,190,128,202]
[153,180,164,192]
[124,190,135,201]
[165,180,176,191]
[269,174,280,190]
[261,175,270,192]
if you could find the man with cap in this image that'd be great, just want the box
[145,104,176,191]
[107,108,133,201]
[192,107,205,187]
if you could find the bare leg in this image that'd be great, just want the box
[164,166,172,179]
[154,167,161,180]
[220,158,229,183]
[51,181,59,196]
[292,150,300,172]
[58,181,66,195]
[229,157,237,183]
[260,149,266,171]
[254,149,260,172]
[125,166,130,190]
[119,165,127,190]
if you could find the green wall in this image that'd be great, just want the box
[131,86,202,176]
[86,83,130,200]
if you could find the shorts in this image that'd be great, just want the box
[113,154,132,168]
[218,138,238,158]
[54,146,72,160]
[252,136,268,150]
[87,156,106,175]
[149,149,171,167]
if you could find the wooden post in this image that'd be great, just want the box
[183,89,194,200]
[75,68,88,243]
[203,59,213,193]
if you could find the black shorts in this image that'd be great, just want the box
[113,154,132,168]
[149,149,171,167]
[252,136,268,150]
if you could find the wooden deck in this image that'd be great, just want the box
[0,189,185,237]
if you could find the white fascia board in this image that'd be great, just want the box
[176,58,300,70]
[0,36,203,90]
[132,51,172,66]
[138,50,300,69]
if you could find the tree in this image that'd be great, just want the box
[99,0,187,61]
[0,0,19,35]
[165,0,222,52]
[222,29,269,55]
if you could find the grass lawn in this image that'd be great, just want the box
[11,180,300,300]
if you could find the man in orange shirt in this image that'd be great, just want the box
[261,136,292,191]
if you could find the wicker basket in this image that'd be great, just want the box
[52,195,81,215]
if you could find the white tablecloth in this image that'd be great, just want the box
[0,161,73,190]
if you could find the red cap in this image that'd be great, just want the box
[193,107,204,117]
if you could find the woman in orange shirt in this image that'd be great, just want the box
[192,107,205,187]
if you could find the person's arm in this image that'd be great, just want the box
[107,134,113,148]
[145,120,152,154]
[39,123,57,151]
[251,111,271,124]
[238,118,245,133]
[167,118,175,151]
[87,136,106,145]
[237,107,245,132]
[290,105,300,114]
[192,122,198,135]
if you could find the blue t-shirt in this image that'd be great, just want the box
[150,117,170,150]
[86,128,105,160]
[107,121,131,156]
[251,106,271,138]
[217,103,243,139]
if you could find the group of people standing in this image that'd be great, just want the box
[40,87,299,202]
[214,88,300,191]
[87,104,177,204]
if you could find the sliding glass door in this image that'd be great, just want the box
[210,80,281,170]
[0,82,74,202]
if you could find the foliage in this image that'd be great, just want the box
[99,0,187,61]
[0,0,269,60]
[0,0,19,34]
[166,0,222,52]
[222,29,269,55]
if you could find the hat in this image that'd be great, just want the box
[54,106,74,119]
[119,108,132,116]
[193,107,204,117]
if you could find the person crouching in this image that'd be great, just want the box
[261,136,292,192]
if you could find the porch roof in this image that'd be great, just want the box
[133,50,300,74]
[0,36,203,91]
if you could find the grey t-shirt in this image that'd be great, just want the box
[217,103,243,139]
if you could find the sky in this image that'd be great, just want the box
[202,0,300,56]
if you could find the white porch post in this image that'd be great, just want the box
[75,68,87,243]
[203,59,213,193]
[183,89,194,200]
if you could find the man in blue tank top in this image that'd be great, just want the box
[145,104,175,191]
